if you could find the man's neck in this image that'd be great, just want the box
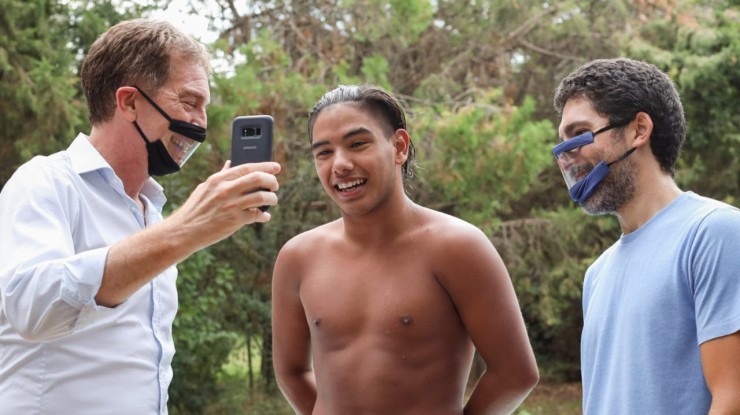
[616,173,682,234]
[88,124,150,201]
[340,191,418,247]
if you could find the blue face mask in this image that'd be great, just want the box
[132,86,206,176]
[552,122,635,205]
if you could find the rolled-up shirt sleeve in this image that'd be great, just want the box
[0,155,113,342]
[2,248,109,342]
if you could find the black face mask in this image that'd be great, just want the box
[132,85,207,176]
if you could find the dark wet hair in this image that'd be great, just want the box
[81,19,211,125]
[307,84,416,182]
[554,58,686,175]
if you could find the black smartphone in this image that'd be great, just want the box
[231,115,274,211]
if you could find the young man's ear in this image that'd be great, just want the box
[393,129,411,165]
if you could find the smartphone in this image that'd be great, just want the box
[231,115,274,166]
[231,115,274,211]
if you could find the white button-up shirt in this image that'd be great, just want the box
[0,134,178,414]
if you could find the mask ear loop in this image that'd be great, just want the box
[132,85,206,142]
[132,120,151,144]
[133,85,173,122]
[607,148,636,166]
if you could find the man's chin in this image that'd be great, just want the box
[581,204,614,216]
[581,192,617,216]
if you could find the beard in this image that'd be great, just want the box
[581,154,636,216]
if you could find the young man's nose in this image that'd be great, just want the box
[332,150,353,173]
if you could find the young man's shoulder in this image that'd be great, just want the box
[413,206,491,248]
[277,219,342,256]
[419,205,486,231]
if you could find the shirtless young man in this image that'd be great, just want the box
[271,84,539,415]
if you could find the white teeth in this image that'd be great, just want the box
[337,179,365,190]
[172,137,185,151]
[172,136,192,153]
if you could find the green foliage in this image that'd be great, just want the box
[360,54,391,90]
[414,92,554,226]
[170,249,241,415]
[494,207,620,380]
[0,0,84,184]
[389,0,434,45]
[628,2,740,202]
[0,0,164,187]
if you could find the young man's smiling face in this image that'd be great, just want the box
[310,103,407,217]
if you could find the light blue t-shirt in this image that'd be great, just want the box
[581,192,740,415]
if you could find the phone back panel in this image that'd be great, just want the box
[231,115,274,166]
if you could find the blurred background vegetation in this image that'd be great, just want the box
[1,0,737,413]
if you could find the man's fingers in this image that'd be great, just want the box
[245,208,272,223]
[232,170,280,193]
[238,189,279,211]
[205,165,280,196]
[222,161,281,180]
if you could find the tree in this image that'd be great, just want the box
[0,0,84,187]
[628,0,739,202]
[0,0,166,188]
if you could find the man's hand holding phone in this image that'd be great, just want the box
[231,115,275,212]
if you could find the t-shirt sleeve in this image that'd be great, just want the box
[690,206,740,345]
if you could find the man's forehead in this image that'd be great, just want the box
[559,98,602,133]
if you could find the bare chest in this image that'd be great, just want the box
[298,251,463,349]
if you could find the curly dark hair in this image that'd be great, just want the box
[554,58,686,175]
[307,84,416,182]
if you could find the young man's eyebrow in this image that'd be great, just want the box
[310,127,372,151]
